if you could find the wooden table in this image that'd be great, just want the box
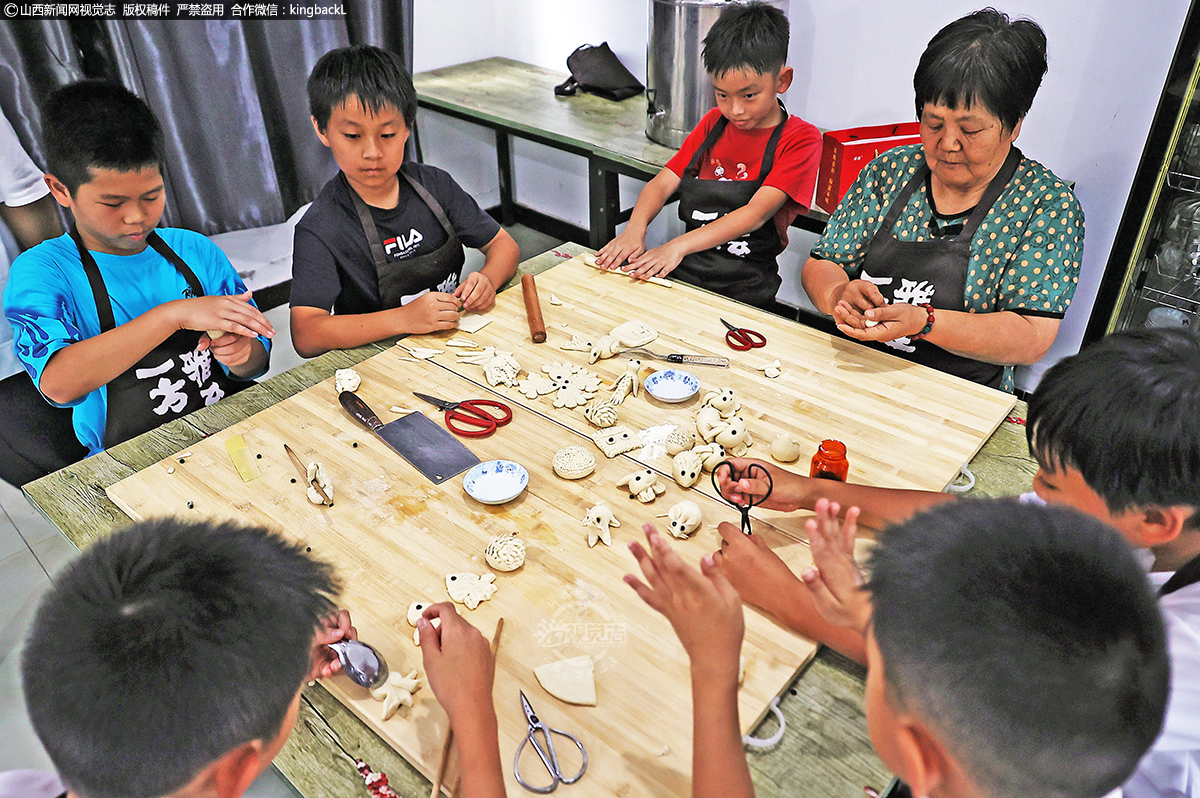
[24,243,1034,798]
[413,58,830,249]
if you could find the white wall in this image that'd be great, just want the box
[414,0,1191,390]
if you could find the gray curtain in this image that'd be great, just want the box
[0,1,414,235]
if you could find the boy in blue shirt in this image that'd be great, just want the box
[595,1,821,309]
[290,45,519,357]
[3,80,274,458]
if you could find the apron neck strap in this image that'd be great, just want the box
[685,100,789,180]
[70,227,204,333]
[1160,549,1200,597]
[344,172,390,271]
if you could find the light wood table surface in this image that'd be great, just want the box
[23,242,1036,798]
[413,58,830,248]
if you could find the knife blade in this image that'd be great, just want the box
[617,347,729,368]
[339,391,480,484]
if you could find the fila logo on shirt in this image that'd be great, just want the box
[384,228,424,259]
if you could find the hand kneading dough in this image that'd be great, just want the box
[534,655,597,705]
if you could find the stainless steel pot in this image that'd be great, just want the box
[646,0,788,148]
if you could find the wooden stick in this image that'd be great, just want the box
[429,617,504,798]
[521,274,547,343]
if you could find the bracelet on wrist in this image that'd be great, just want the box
[910,303,935,341]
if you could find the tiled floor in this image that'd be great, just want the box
[0,223,561,794]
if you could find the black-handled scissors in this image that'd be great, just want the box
[413,391,513,438]
[720,318,767,351]
[514,691,587,793]
[711,460,773,535]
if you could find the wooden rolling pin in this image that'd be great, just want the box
[521,274,547,343]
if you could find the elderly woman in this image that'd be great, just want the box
[801,9,1082,391]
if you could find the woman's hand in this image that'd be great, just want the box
[834,298,928,341]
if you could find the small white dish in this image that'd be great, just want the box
[464,460,529,504]
[644,369,700,403]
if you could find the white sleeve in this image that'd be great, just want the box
[0,113,49,207]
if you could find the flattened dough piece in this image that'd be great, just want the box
[534,655,597,706]
[446,572,497,610]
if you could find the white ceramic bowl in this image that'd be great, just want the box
[644,368,700,403]
[464,460,529,504]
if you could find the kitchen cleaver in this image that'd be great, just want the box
[339,391,480,484]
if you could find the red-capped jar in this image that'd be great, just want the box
[810,439,849,481]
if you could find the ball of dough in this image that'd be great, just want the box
[485,533,526,571]
[770,433,802,463]
[552,445,596,479]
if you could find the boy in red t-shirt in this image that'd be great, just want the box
[595,1,820,309]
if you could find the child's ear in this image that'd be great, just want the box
[1138,504,1192,547]
[891,717,950,798]
[208,738,270,798]
[44,174,73,208]
[311,116,331,147]
[775,65,794,94]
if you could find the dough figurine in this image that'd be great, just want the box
[664,427,696,456]
[517,373,556,399]
[445,572,498,609]
[757,359,782,379]
[334,367,361,394]
[407,600,440,645]
[610,359,642,405]
[770,433,802,463]
[305,462,333,505]
[696,406,728,443]
[692,442,726,471]
[552,445,597,480]
[701,387,740,418]
[591,425,640,458]
[560,334,593,352]
[484,533,526,571]
[666,500,703,539]
[588,334,622,364]
[582,398,620,428]
[616,468,667,503]
[544,362,602,409]
[582,501,620,547]
[370,670,422,721]
[672,450,704,488]
[609,320,658,347]
[714,416,753,457]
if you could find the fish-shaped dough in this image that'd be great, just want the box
[445,572,497,610]
[406,600,440,645]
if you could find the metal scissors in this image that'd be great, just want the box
[413,391,513,438]
[720,318,767,351]
[711,460,773,535]
[514,691,587,793]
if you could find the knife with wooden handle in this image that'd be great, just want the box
[283,443,333,506]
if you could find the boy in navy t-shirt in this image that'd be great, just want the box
[290,45,519,357]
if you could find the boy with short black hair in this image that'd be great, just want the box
[595,1,821,309]
[290,45,519,358]
[626,499,1171,798]
[3,80,274,459]
[715,327,1200,797]
[21,517,507,798]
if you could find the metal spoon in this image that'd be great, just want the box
[327,639,388,688]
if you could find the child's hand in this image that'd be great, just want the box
[454,271,497,312]
[625,524,743,679]
[712,521,804,618]
[178,290,275,341]
[595,228,646,269]
[801,498,871,633]
[418,603,495,725]
[309,609,357,681]
[203,331,257,368]
[400,292,462,333]
[715,457,801,512]
[625,240,685,280]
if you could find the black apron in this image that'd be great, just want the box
[675,107,788,309]
[346,167,466,309]
[72,227,248,450]
[855,146,1023,389]
[1160,551,1200,597]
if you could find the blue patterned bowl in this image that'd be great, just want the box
[644,369,700,403]
[464,460,529,504]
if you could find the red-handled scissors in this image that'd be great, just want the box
[721,318,766,351]
[413,392,513,438]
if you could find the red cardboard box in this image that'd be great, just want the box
[815,123,921,213]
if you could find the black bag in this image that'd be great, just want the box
[554,42,644,101]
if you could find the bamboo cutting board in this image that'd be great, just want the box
[107,356,817,798]
[403,255,1016,517]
